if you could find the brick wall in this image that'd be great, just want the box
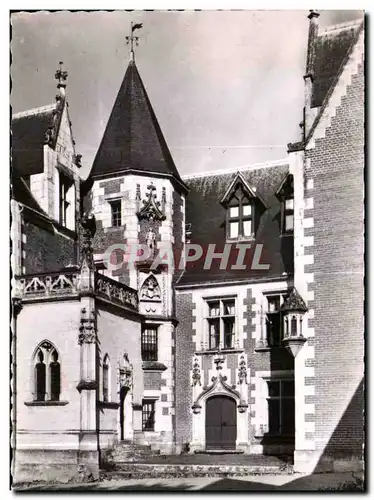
[23,220,77,274]
[175,293,195,446]
[305,59,364,458]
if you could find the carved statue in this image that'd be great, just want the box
[80,212,96,270]
[191,357,201,387]
[146,228,156,257]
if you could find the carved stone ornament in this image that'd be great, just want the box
[238,355,247,385]
[191,357,201,387]
[119,352,133,390]
[137,183,166,222]
[192,372,247,413]
[78,307,96,345]
[140,274,161,301]
[214,355,225,371]
[80,212,97,271]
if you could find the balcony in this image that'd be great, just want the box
[13,269,139,312]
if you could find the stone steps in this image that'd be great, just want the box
[100,463,294,480]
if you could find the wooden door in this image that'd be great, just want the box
[206,396,236,450]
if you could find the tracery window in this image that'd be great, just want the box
[33,341,61,402]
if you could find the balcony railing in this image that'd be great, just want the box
[14,270,80,299]
[13,270,139,312]
[95,273,138,311]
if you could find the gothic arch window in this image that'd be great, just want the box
[33,341,61,402]
[102,354,110,402]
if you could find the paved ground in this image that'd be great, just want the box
[14,472,364,492]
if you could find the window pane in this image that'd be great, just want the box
[35,363,46,402]
[229,222,239,238]
[285,215,294,231]
[209,318,220,349]
[229,206,239,218]
[242,204,252,216]
[243,220,252,237]
[268,399,280,435]
[267,296,280,312]
[267,380,280,397]
[285,198,294,210]
[223,300,235,315]
[208,301,220,317]
[142,401,155,431]
[266,313,281,346]
[111,200,122,227]
[223,318,235,348]
[281,398,295,435]
[291,316,297,335]
[50,362,61,401]
[141,327,158,361]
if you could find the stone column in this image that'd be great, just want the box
[77,213,99,479]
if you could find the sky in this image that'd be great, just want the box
[11,9,364,179]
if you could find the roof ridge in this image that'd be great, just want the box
[306,21,364,146]
[12,103,56,120]
[319,18,363,36]
[181,157,289,180]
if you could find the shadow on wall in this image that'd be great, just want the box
[313,377,365,473]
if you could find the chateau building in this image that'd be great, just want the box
[11,12,364,483]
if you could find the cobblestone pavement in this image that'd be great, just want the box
[14,472,364,492]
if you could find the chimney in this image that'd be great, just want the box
[303,10,320,139]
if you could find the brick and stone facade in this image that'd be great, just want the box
[11,12,364,484]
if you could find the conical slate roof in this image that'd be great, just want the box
[281,288,308,313]
[89,60,182,183]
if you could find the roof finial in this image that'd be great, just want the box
[55,61,68,99]
[126,22,143,62]
[308,9,320,20]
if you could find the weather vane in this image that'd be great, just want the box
[126,22,143,60]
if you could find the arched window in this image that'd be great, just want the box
[33,341,61,402]
[103,354,110,402]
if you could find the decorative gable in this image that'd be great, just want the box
[220,172,266,240]
[276,173,294,200]
[136,183,166,222]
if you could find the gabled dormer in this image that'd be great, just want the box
[12,62,82,235]
[220,172,266,241]
[276,173,294,235]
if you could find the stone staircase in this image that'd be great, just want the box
[100,446,294,480]
[103,440,161,465]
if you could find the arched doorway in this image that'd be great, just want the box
[205,395,237,450]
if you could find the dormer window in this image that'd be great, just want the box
[283,198,294,233]
[59,171,75,230]
[228,190,253,240]
[221,172,267,242]
[276,174,294,235]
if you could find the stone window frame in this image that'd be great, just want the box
[226,185,255,241]
[108,198,122,228]
[141,325,159,361]
[254,370,295,438]
[25,340,68,406]
[263,292,288,348]
[203,295,238,351]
